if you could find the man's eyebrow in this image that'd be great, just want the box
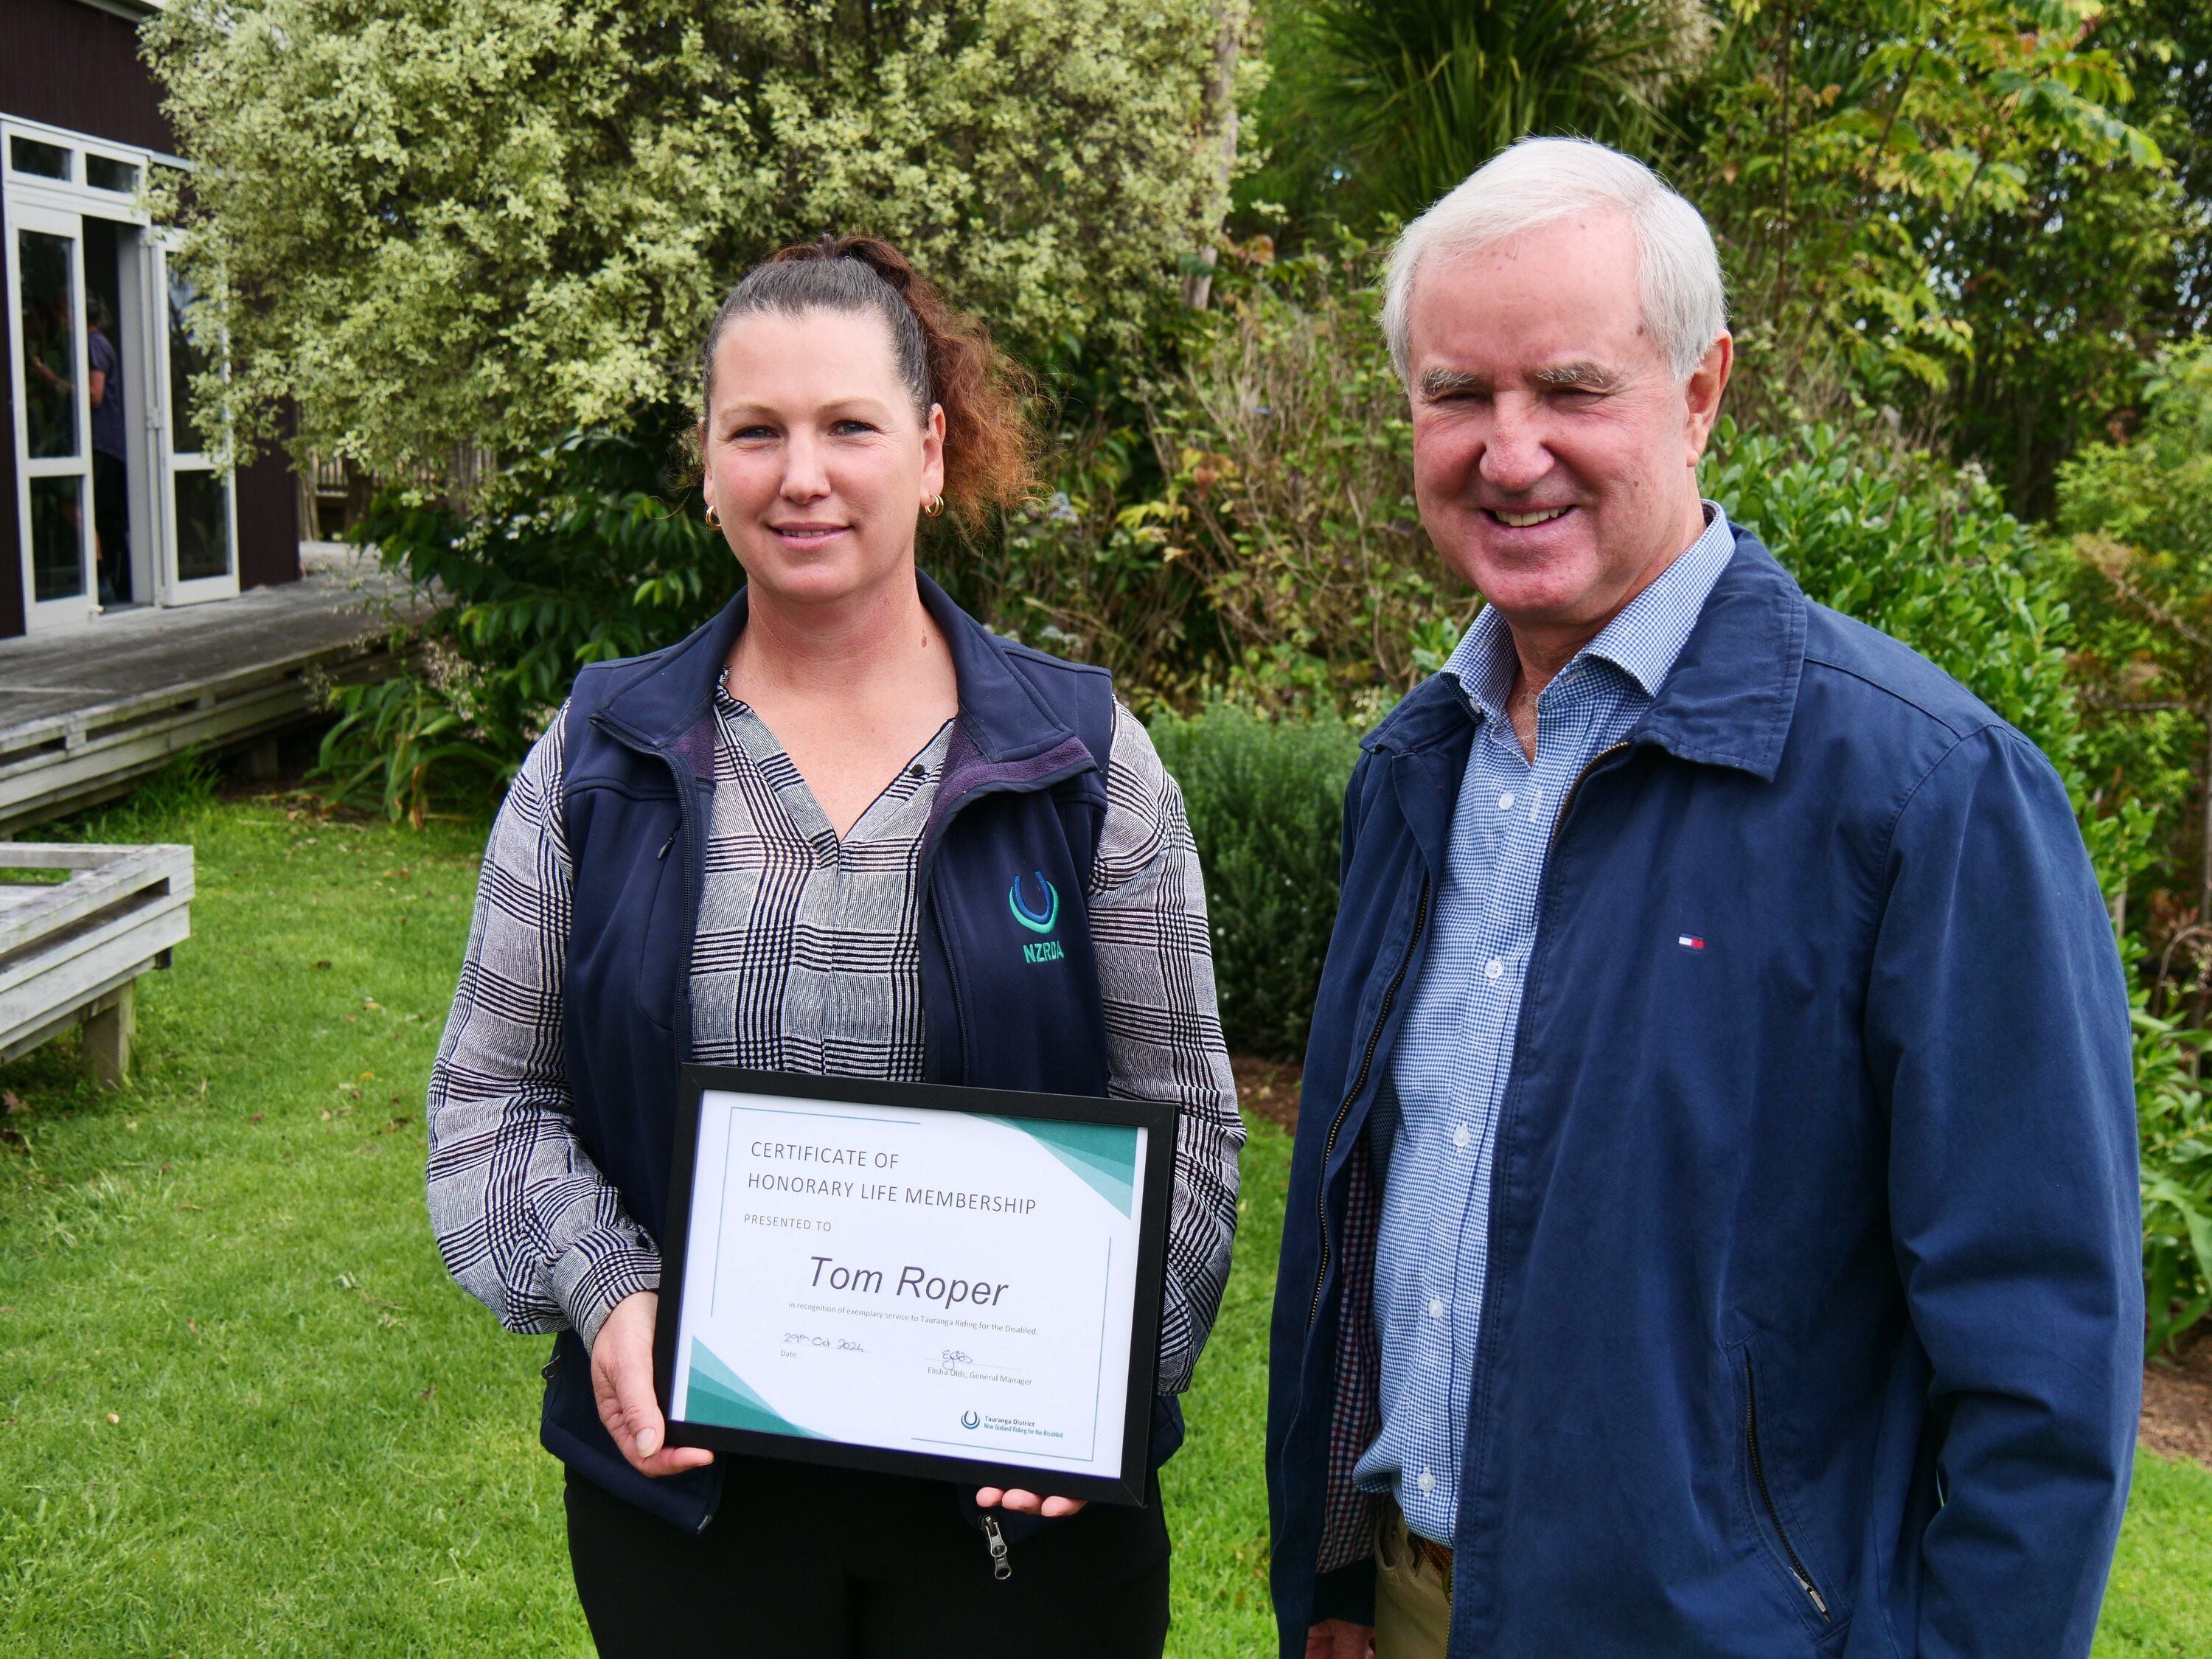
[1533,361,1624,391]
[1418,367,1489,399]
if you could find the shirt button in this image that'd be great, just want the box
[1428,1297,1444,1319]
[1453,1123,1471,1150]
[1418,1468,1437,1493]
[1497,792,1514,810]
[1485,958,1504,980]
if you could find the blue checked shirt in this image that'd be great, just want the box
[1353,505,1737,1543]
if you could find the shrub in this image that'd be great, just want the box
[1151,703,1363,1061]
[337,413,733,773]
[1705,419,2150,902]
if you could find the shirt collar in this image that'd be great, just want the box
[1441,501,1735,724]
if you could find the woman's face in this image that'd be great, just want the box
[700,306,945,611]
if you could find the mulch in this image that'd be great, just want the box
[1225,1054,2212,1472]
[2141,1329,2212,1469]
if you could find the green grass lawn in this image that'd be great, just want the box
[0,787,2205,1655]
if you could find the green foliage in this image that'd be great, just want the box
[1145,237,1464,713]
[1150,703,1364,1060]
[313,677,515,830]
[1286,0,1704,223]
[1706,417,2143,881]
[355,414,734,758]
[145,0,1238,474]
[931,346,1220,713]
[2057,344,2212,935]
[2132,1005,2212,1351]
[1668,0,2188,516]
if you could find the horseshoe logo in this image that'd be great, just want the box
[1007,871,1059,934]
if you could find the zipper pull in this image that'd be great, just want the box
[657,828,678,860]
[981,1514,1012,1581]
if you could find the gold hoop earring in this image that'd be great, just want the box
[704,502,722,529]
[922,495,945,518]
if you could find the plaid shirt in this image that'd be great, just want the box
[427,688,1243,1395]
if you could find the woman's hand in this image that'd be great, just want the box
[591,1291,714,1478]
[975,1486,1088,1519]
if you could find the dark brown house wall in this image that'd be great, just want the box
[1,0,173,155]
[235,448,299,588]
[1,1,300,633]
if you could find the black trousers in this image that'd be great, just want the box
[92,451,130,604]
[566,1456,1171,1659]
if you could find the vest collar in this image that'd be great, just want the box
[590,568,1085,770]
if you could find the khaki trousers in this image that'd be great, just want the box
[1373,1500,1453,1659]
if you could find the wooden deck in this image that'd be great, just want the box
[0,548,417,833]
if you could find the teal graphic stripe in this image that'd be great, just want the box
[684,1339,823,1439]
[984,1116,1138,1217]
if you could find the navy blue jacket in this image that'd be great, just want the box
[1267,530,2141,1657]
[543,573,1180,1531]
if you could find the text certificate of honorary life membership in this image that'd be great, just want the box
[656,1068,1175,1503]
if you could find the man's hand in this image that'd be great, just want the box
[591,1291,714,1478]
[975,1486,1088,1519]
[1306,1618,1374,1659]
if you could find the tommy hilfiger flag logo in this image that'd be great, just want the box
[1677,935,1705,950]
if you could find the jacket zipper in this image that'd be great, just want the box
[1546,741,1632,858]
[1744,1356,1830,1621]
[587,712,719,1528]
[1304,734,1626,1330]
[981,1513,1012,1580]
[1307,872,1431,1329]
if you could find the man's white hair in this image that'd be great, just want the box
[1381,136,1728,385]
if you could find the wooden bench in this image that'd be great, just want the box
[0,845,194,1088]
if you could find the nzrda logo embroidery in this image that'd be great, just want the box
[1009,871,1065,964]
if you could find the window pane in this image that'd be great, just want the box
[18,230,80,459]
[29,476,86,602]
[9,136,69,179]
[86,156,138,194]
[167,266,214,455]
[173,469,232,582]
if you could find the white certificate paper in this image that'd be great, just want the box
[665,1085,1153,1485]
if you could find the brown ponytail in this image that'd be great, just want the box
[700,235,1037,529]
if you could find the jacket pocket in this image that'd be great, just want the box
[1738,1344,1838,1638]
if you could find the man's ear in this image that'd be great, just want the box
[1684,333,1733,462]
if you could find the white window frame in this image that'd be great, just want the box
[4,114,235,627]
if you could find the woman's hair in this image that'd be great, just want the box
[699,235,1036,528]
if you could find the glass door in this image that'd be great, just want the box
[7,200,94,630]
[152,242,237,605]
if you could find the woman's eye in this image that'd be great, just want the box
[731,425,776,442]
[830,419,878,437]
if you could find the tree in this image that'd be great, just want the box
[1679,0,2172,496]
[145,0,1241,476]
[1246,0,1703,232]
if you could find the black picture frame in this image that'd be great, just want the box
[654,1065,1177,1507]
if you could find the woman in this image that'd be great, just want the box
[426,237,1243,1658]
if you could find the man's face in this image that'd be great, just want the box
[1404,212,1729,649]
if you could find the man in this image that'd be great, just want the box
[1266,137,2141,1659]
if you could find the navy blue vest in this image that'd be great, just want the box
[542,573,1175,1531]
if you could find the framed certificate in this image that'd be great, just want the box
[654,1067,1177,1506]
